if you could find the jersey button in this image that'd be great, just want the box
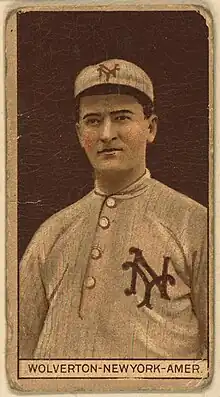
[91,247,102,259]
[99,216,110,229]
[84,276,96,289]
[106,197,116,208]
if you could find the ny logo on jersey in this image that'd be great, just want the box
[97,63,120,82]
[122,247,176,309]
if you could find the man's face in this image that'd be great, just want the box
[76,94,157,174]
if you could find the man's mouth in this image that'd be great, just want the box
[97,148,123,154]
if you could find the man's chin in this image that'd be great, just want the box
[94,161,129,173]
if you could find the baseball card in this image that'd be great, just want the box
[5,3,214,393]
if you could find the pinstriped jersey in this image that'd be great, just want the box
[19,172,207,359]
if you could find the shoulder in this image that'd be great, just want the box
[148,178,206,211]
[146,178,207,230]
[24,190,95,256]
[41,190,94,231]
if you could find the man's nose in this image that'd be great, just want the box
[99,116,117,142]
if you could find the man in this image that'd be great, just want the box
[19,59,207,359]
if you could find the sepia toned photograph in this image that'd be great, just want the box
[6,4,213,393]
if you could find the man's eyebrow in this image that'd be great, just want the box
[82,112,102,120]
[82,109,134,120]
[110,109,134,115]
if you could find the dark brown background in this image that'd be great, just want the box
[17,10,209,260]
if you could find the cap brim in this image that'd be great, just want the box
[75,83,153,106]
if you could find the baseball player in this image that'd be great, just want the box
[19,59,207,359]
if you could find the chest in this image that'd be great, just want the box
[44,197,191,318]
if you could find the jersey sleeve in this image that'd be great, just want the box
[19,229,49,358]
[190,207,208,358]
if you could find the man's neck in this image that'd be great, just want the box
[95,166,146,195]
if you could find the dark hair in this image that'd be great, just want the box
[74,84,155,123]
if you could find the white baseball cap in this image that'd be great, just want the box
[74,59,154,102]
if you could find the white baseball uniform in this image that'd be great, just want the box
[19,170,207,359]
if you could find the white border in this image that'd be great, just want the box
[1,0,219,396]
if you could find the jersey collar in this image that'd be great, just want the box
[94,168,151,199]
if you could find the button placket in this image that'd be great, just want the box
[96,197,116,231]
[89,198,117,264]
[81,197,118,312]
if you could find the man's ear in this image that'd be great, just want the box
[146,114,158,143]
[75,123,84,148]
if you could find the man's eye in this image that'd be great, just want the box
[85,118,100,126]
[115,115,131,121]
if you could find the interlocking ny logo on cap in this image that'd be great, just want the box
[97,63,120,82]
